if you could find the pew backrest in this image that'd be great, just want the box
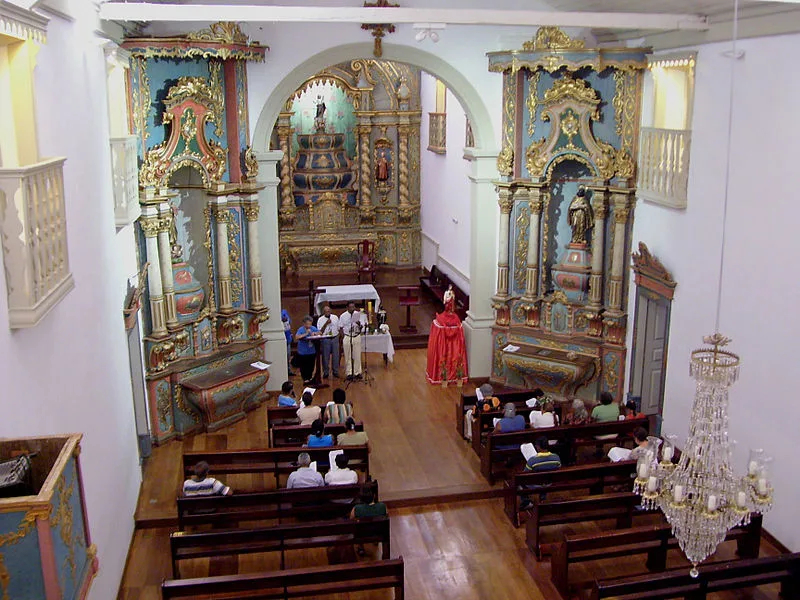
[456,390,540,440]
[271,422,364,447]
[161,557,405,600]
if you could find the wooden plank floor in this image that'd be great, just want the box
[122,348,784,599]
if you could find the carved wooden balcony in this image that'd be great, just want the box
[110,135,140,227]
[428,112,447,154]
[637,127,691,209]
[0,157,74,328]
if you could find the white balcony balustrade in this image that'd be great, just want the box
[637,127,691,209]
[111,135,140,227]
[0,157,74,328]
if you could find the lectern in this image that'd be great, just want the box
[398,285,421,333]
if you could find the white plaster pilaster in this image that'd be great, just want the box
[157,202,178,328]
[495,186,514,297]
[243,196,264,309]
[608,196,631,311]
[524,193,543,299]
[589,194,607,308]
[140,206,167,337]
[210,197,233,313]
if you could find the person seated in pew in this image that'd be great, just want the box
[464,383,500,439]
[325,388,353,424]
[297,391,322,425]
[530,399,559,429]
[325,453,359,486]
[278,381,298,407]
[623,399,645,420]
[591,392,620,423]
[337,417,370,448]
[182,461,233,497]
[351,483,388,557]
[306,418,334,448]
[629,427,650,460]
[286,452,324,488]
[563,398,589,426]
[525,388,546,409]
[495,403,526,433]
[519,437,562,509]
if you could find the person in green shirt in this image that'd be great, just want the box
[351,483,387,556]
[591,392,620,422]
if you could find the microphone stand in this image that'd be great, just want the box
[345,318,358,390]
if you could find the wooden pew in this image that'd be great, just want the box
[161,557,405,599]
[176,480,378,531]
[183,445,369,489]
[170,516,391,577]
[503,461,638,526]
[590,552,800,600]
[265,406,299,443]
[456,390,539,440]
[552,515,763,599]
[471,405,536,454]
[525,492,647,559]
[271,422,364,447]
[480,417,648,484]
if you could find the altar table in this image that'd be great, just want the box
[314,284,381,314]
[363,332,395,364]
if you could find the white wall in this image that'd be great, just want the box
[419,72,472,292]
[626,32,800,550]
[0,1,141,597]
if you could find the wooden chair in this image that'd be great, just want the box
[356,239,377,283]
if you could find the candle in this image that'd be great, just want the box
[647,476,658,492]
[707,495,717,512]
[662,446,674,462]
[637,463,649,479]
[748,461,758,476]
[673,485,683,503]
[758,478,768,495]
[737,491,747,507]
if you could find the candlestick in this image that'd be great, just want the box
[748,460,758,476]
[662,446,674,462]
[647,476,658,492]
[637,462,649,479]
[758,478,768,495]
[673,485,683,503]
[737,491,747,507]
[707,495,717,512]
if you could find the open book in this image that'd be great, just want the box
[303,387,316,397]
[520,443,537,462]
[329,449,344,471]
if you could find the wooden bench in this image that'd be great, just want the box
[271,422,364,447]
[170,516,391,577]
[471,405,537,454]
[162,557,405,599]
[525,492,648,559]
[456,390,539,440]
[176,480,378,530]
[419,265,469,320]
[552,515,763,599]
[480,417,648,484]
[503,460,638,526]
[183,445,369,488]
[265,405,299,437]
[590,551,800,600]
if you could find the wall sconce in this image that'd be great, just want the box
[413,23,445,43]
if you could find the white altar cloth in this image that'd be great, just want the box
[314,284,381,314]
[363,333,395,363]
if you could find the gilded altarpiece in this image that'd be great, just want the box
[275,60,422,272]
[123,23,272,444]
[487,28,648,402]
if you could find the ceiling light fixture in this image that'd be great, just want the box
[412,22,445,43]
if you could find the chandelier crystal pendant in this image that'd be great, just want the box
[632,333,773,577]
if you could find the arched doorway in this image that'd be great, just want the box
[251,42,500,381]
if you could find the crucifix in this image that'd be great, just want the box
[361,0,398,57]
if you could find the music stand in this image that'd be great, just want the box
[398,285,421,334]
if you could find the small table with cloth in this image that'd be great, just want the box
[314,284,381,315]
[363,332,396,365]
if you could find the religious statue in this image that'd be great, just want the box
[568,186,593,244]
[314,95,327,132]
[376,150,390,181]
[426,283,468,385]
[168,203,183,261]
[443,284,455,312]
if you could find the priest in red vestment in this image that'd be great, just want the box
[426,285,469,384]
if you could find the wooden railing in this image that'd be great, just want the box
[110,135,140,226]
[0,157,74,328]
[428,112,446,154]
[637,127,691,209]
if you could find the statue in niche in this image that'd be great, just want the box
[314,95,327,132]
[568,186,593,245]
[376,149,390,181]
[169,203,184,262]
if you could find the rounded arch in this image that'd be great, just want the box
[252,41,496,153]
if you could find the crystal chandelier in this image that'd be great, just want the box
[633,333,773,576]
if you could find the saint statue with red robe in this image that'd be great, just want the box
[426,284,469,384]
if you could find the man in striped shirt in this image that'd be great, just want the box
[520,437,561,510]
[182,461,232,496]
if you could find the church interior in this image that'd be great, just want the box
[1,0,800,598]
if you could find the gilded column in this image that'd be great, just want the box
[398,122,411,211]
[495,187,514,297]
[211,197,234,314]
[243,196,264,310]
[157,203,178,328]
[607,196,631,311]
[140,207,167,337]
[358,122,372,210]
[277,113,294,227]
[524,192,543,299]
[588,193,608,308]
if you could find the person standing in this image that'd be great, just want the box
[317,304,340,379]
[282,309,295,377]
[340,302,364,380]
[295,315,319,385]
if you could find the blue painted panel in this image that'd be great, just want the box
[51,459,89,600]
[584,70,619,147]
[0,510,46,599]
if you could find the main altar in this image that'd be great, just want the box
[275,60,422,272]
[487,28,649,402]
[122,23,271,444]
